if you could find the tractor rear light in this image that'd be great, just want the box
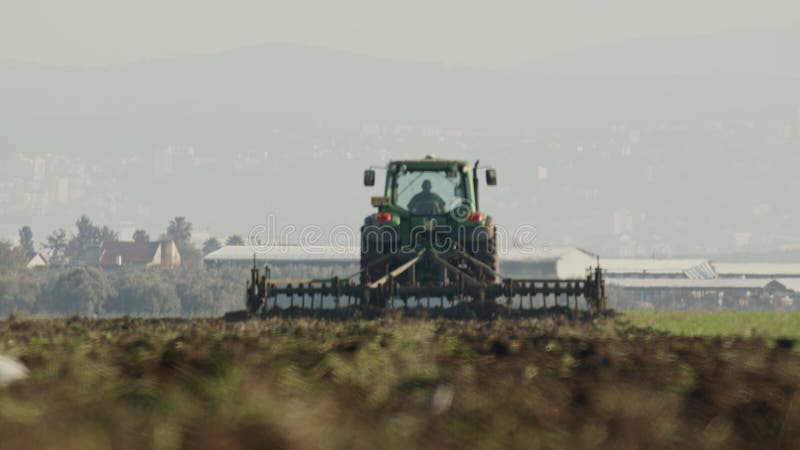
[467,212,483,222]
[376,212,392,222]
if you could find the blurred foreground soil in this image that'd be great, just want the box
[0,315,798,450]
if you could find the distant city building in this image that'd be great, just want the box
[153,147,175,177]
[616,234,638,258]
[537,166,548,180]
[32,158,46,183]
[612,209,633,235]
[733,232,752,248]
[56,177,70,205]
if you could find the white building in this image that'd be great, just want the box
[204,245,360,279]
[713,262,800,279]
[601,259,717,279]
[500,247,596,279]
[204,245,359,265]
[205,245,600,280]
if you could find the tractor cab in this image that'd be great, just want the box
[391,162,471,216]
[361,156,499,285]
[364,156,496,225]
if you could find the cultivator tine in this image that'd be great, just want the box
[368,249,426,289]
[429,251,480,288]
[454,247,502,281]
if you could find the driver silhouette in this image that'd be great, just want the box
[407,179,446,214]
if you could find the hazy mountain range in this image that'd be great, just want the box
[1,26,799,258]
[523,24,800,77]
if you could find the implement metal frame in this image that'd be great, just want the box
[245,248,607,316]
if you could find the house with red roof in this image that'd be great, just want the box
[99,240,181,268]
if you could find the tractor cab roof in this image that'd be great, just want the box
[386,155,473,170]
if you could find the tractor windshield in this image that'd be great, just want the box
[392,168,470,215]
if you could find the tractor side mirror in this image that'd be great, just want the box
[364,169,376,186]
[486,169,497,186]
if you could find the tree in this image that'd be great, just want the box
[225,235,245,246]
[179,247,204,269]
[66,215,103,264]
[132,230,150,243]
[174,268,243,316]
[46,229,69,266]
[0,241,26,269]
[75,215,101,242]
[62,217,117,265]
[202,237,222,255]
[166,217,192,248]
[39,267,114,315]
[166,217,202,268]
[106,271,181,316]
[100,225,118,243]
[176,276,216,315]
[18,226,35,259]
[0,269,40,315]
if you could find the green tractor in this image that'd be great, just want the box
[360,156,500,289]
[242,156,606,317]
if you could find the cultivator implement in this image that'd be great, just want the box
[245,249,607,317]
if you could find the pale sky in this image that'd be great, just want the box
[1,0,799,66]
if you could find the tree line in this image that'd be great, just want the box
[0,260,358,317]
[0,265,247,317]
[0,215,253,316]
[0,215,249,269]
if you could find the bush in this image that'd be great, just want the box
[106,270,181,316]
[0,241,26,269]
[174,267,245,316]
[0,270,41,315]
[39,267,114,315]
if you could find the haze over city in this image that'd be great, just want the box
[2,1,800,258]
[3,0,799,67]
